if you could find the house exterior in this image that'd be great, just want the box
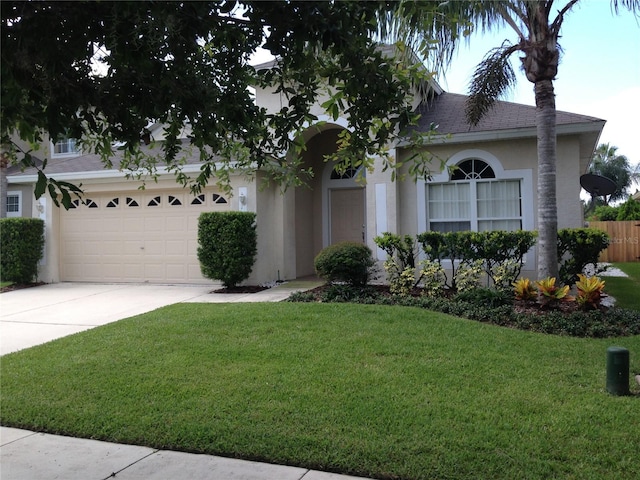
[5,80,604,286]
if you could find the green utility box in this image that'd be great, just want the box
[606,346,630,396]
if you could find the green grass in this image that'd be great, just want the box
[2,303,639,480]
[605,262,640,310]
[0,281,13,289]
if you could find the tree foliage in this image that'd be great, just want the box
[588,143,639,206]
[1,1,433,205]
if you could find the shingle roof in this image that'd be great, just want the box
[415,92,604,134]
[8,92,605,178]
[6,140,204,177]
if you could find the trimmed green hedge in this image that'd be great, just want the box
[314,242,376,287]
[0,217,45,283]
[557,228,609,285]
[197,212,257,288]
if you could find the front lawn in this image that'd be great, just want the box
[2,303,639,479]
[606,262,640,310]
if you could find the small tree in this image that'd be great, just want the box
[197,212,257,288]
[0,218,45,283]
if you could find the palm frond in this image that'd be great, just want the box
[612,0,640,16]
[466,42,518,125]
[376,1,508,81]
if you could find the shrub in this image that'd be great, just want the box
[454,259,483,293]
[468,231,537,288]
[319,284,381,303]
[557,228,609,285]
[0,218,45,283]
[374,232,418,290]
[314,242,376,287]
[417,231,475,289]
[197,212,257,288]
[454,287,513,309]
[417,230,535,290]
[419,259,446,297]
[388,266,415,296]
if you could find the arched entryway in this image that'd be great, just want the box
[293,127,366,278]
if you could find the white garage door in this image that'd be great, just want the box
[60,190,230,283]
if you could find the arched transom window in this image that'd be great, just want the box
[427,158,522,232]
[451,158,495,180]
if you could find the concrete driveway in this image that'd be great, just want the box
[0,283,215,355]
[0,281,317,356]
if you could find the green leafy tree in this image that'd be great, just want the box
[1,1,435,206]
[615,197,640,220]
[587,143,639,206]
[379,0,639,280]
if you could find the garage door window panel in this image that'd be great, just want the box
[191,194,205,205]
[212,193,227,204]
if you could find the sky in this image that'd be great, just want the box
[250,0,640,187]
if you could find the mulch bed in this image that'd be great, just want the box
[0,282,46,293]
[211,285,271,294]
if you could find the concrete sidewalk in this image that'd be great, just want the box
[0,280,374,480]
[1,427,368,480]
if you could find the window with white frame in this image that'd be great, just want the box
[418,150,533,235]
[53,137,79,156]
[427,159,522,232]
[6,191,22,217]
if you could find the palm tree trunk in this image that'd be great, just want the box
[535,78,559,279]
[0,150,8,219]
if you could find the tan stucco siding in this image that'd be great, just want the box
[394,134,585,234]
[556,138,584,228]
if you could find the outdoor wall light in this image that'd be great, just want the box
[238,186,248,212]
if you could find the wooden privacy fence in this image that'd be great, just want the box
[588,221,640,262]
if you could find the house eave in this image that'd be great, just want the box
[399,120,606,148]
[7,163,211,184]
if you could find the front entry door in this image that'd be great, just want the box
[330,188,365,244]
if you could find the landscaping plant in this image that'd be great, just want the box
[197,211,257,288]
[419,259,446,297]
[557,228,609,285]
[374,232,419,292]
[314,241,376,287]
[513,278,537,302]
[574,274,606,311]
[0,217,45,283]
[535,277,572,308]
